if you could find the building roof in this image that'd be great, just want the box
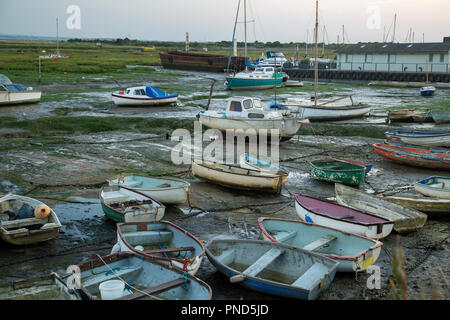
[336,42,450,54]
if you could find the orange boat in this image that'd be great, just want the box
[373,142,450,170]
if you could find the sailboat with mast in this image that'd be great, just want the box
[420,60,436,96]
[225,0,284,90]
[41,18,70,60]
[282,1,371,121]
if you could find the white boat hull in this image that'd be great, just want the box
[335,183,427,233]
[0,91,41,105]
[192,159,288,193]
[198,114,303,139]
[414,177,450,199]
[112,94,177,106]
[294,200,392,240]
[385,134,450,148]
[294,105,371,121]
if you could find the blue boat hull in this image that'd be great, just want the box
[209,256,336,300]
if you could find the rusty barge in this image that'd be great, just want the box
[159,50,247,73]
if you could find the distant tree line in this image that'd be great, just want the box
[66,37,350,50]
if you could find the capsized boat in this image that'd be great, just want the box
[191,154,289,193]
[113,221,205,275]
[100,185,165,223]
[107,174,190,205]
[373,142,450,171]
[197,96,307,141]
[431,110,450,124]
[378,194,450,214]
[111,86,178,106]
[0,194,61,245]
[294,194,393,239]
[225,66,284,90]
[0,273,82,300]
[385,130,450,148]
[335,183,428,233]
[0,74,41,106]
[205,239,338,300]
[258,217,383,272]
[74,252,212,300]
[309,158,366,186]
[414,176,450,199]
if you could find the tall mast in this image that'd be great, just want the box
[314,1,319,106]
[392,14,397,43]
[244,0,247,70]
[56,17,59,55]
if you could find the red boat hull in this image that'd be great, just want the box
[373,143,450,170]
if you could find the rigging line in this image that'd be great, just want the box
[249,0,267,44]
[94,254,163,300]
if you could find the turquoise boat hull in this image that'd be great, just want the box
[225,76,284,90]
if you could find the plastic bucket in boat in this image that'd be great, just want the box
[99,280,125,300]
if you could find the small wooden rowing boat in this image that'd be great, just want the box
[373,142,450,171]
[309,158,366,186]
[378,194,450,214]
[205,239,338,300]
[335,158,372,174]
[113,221,205,275]
[414,176,450,199]
[387,109,429,123]
[107,174,190,205]
[258,217,383,272]
[0,273,81,300]
[192,156,289,193]
[335,183,428,233]
[385,130,450,147]
[75,252,212,300]
[100,185,165,223]
[0,194,61,245]
[294,194,393,239]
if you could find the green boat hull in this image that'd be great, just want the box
[101,203,124,222]
[310,160,365,186]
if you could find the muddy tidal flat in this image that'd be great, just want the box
[0,67,449,300]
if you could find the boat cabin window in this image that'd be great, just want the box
[229,101,242,112]
[265,68,273,72]
[126,89,130,94]
[134,89,146,95]
[253,99,262,109]
[243,99,253,110]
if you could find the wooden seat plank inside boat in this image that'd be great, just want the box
[118,278,188,300]
[242,248,283,277]
[82,266,143,288]
[2,217,49,230]
[303,235,337,251]
[123,231,173,244]
[143,246,195,255]
[291,262,330,290]
[272,231,297,242]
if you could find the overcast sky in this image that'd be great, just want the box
[0,0,448,43]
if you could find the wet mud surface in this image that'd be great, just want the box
[0,69,449,300]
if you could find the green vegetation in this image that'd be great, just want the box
[0,115,194,136]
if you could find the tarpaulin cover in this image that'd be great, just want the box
[2,84,25,92]
[0,74,12,84]
[145,86,178,99]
